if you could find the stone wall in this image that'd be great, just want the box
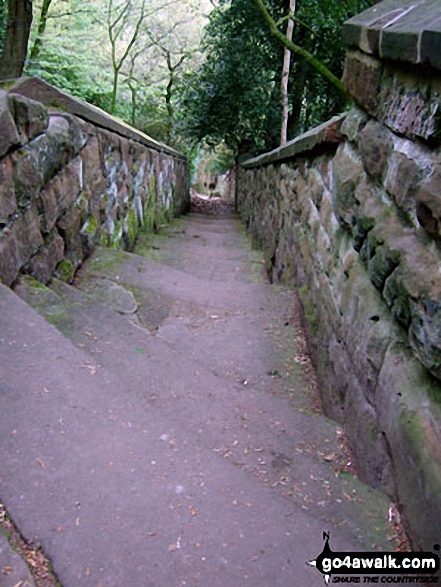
[0,78,189,287]
[237,0,441,550]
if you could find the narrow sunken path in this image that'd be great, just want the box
[0,212,393,586]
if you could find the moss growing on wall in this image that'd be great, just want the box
[56,259,75,283]
[298,285,318,333]
[124,207,139,250]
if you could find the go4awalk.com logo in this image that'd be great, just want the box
[307,533,440,585]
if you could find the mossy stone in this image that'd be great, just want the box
[55,258,75,283]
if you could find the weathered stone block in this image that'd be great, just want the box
[386,152,423,222]
[331,143,363,229]
[340,107,368,143]
[376,341,441,550]
[319,190,340,241]
[39,180,58,233]
[342,51,382,116]
[368,244,399,292]
[7,93,48,143]
[16,204,44,262]
[306,168,325,208]
[415,168,441,239]
[25,229,64,283]
[57,208,81,245]
[11,144,43,206]
[336,257,392,406]
[0,204,43,285]
[344,373,390,489]
[55,113,88,156]
[81,136,106,199]
[409,296,441,381]
[0,157,17,224]
[80,215,99,254]
[12,116,74,206]
[0,229,21,286]
[378,67,441,142]
[359,120,393,180]
[383,268,412,329]
[56,158,82,211]
[37,159,82,233]
[0,91,20,157]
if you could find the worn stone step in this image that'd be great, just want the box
[0,282,390,587]
[13,251,393,555]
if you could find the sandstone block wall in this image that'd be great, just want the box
[0,79,189,287]
[237,0,441,550]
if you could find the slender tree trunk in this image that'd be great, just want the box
[165,75,173,143]
[280,0,295,145]
[0,0,33,79]
[110,67,118,113]
[164,51,186,143]
[29,0,52,60]
[107,0,147,114]
[290,60,306,133]
[253,0,348,99]
[128,82,137,127]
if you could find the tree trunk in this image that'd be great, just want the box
[0,0,33,79]
[29,0,52,61]
[289,60,306,134]
[110,67,118,113]
[280,0,295,145]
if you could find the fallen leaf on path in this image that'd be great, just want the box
[168,536,181,551]
[190,506,197,517]
[36,458,45,468]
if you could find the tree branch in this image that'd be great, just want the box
[253,0,349,99]
[47,9,93,19]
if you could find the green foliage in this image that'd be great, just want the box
[26,0,113,108]
[0,0,7,53]
[177,0,285,154]
[177,0,375,154]
[288,0,373,133]
[26,46,113,107]
[20,0,375,157]
[24,0,208,148]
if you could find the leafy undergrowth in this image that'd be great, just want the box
[0,503,61,587]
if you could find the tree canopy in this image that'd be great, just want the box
[178,0,375,155]
[0,0,375,159]
[11,0,209,149]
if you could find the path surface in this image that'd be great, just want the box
[0,213,393,586]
